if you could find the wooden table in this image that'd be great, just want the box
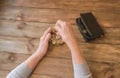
[0,0,120,78]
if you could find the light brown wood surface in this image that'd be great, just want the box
[0,0,120,78]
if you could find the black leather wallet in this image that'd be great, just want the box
[76,12,104,41]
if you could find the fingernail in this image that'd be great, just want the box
[57,19,61,22]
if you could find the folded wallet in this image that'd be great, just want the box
[76,12,104,42]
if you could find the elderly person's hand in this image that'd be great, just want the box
[36,27,51,56]
[55,20,77,48]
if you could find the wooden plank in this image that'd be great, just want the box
[0,35,120,63]
[30,74,57,78]
[33,41,120,63]
[0,36,120,63]
[113,64,120,78]
[0,36,30,54]
[0,6,119,27]
[0,36,119,64]
[116,0,120,8]
[0,21,120,63]
[0,70,9,78]
[34,57,73,78]
[0,0,117,11]
[0,20,54,38]
[0,53,120,78]
[0,20,120,44]
[0,52,73,77]
[35,57,120,78]
[89,61,120,78]
[0,52,29,70]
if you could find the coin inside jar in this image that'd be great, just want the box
[82,29,87,33]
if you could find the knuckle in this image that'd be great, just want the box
[63,22,67,25]
[40,37,44,41]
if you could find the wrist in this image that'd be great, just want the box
[66,38,77,48]
[67,40,80,53]
[35,50,45,57]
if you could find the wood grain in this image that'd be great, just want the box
[0,37,120,64]
[0,20,120,44]
[0,36,29,54]
[0,52,120,78]
[0,70,9,78]
[0,6,119,27]
[0,0,120,78]
[0,0,117,11]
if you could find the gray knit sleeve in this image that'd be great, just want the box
[73,63,92,78]
[6,62,32,78]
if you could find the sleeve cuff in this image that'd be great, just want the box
[73,63,92,78]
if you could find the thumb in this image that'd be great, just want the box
[45,33,51,42]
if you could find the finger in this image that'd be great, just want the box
[57,20,67,29]
[57,20,64,27]
[57,19,63,25]
[55,20,62,32]
[55,20,62,28]
[55,24,62,34]
[45,33,51,42]
[62,21,68,28]
[42,27,52,39]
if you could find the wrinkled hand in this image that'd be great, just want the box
[55,20,77,46]
[36,27,51,55]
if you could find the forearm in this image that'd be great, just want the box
[67,39,85,64]
[25,50,45,70]
[6,50,45,78]
[54,19,92,78]
[6,62,32,78]
[67,39,92,78]
[6,27,51,78]
[73,63,92,78]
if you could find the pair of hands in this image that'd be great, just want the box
[37,20,77,55]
